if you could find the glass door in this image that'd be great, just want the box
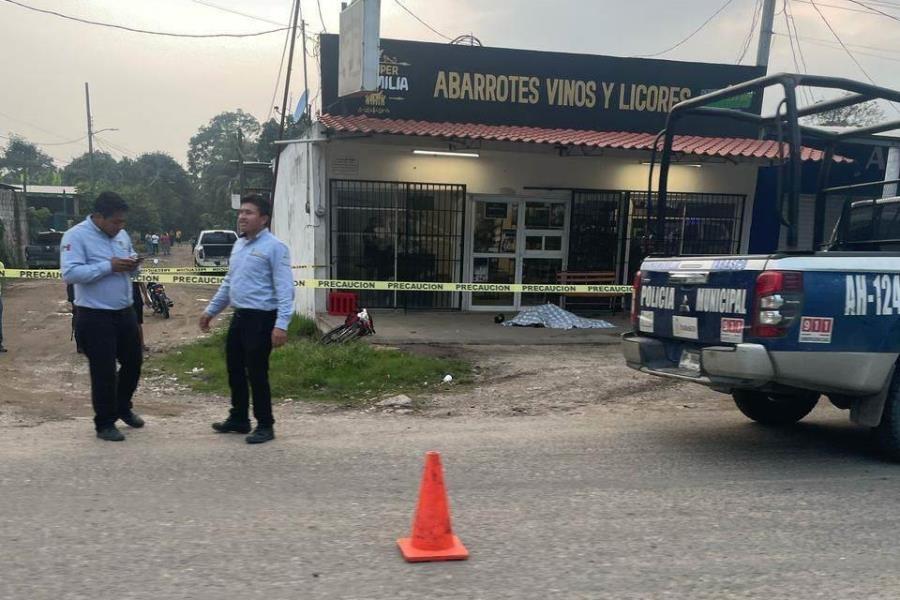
[471,199,519,310]
[469,197,568,310]
[521,200,568,306]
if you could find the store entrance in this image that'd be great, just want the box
[466,196,568,311]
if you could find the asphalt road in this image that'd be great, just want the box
[3,400,900,599]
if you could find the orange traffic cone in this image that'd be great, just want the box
[397,451,469,562]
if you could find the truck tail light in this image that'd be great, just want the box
[630,271,643,329]
[751,271,803,337]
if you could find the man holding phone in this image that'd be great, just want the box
[62,191,145,442]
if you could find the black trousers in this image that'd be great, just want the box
[226,309,277,426]
[75,307,143,430]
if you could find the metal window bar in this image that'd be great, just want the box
[329,179,466,309]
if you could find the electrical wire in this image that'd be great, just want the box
[842,0,900,21]
[1,0,290,38]
[393,0,452,41]
[808,0,900,114]
[782,1,811,106]
[188,0,286,26]
[0,132,87,146]
[736,0,763,64]
[632,0,737,58]
[266,1,298,122]
[784,4,824,105]
[316,0,327,32]
[0,109,79,142]
[792,0,900,15]
[774,31,900,62]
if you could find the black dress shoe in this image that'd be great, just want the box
[246,426,275,444]
[96,426,125,442]
[212,419,252,434]
[119,411,145,428]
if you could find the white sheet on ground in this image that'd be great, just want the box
[502,303,615,329]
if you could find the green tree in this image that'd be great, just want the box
[61,151,122,193]
[0,137,57,185]
[188,110,260,229]
[121,152,197,234]
[803,95,886,128]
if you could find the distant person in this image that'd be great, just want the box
[199,194,294,444]
[160,232,171,256]
[62,191,145,442]
[0,258,6,353]
[175,230,182,245]
[150,232,160,256]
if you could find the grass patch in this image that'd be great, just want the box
[149,315,471,406]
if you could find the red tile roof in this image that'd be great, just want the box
[318,114,842,162]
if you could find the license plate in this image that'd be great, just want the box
[678,350,701,375]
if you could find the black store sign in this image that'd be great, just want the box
[320,34,766,136]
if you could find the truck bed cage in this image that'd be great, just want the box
[652,73,900,251]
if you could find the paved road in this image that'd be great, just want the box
[3,401,900,599]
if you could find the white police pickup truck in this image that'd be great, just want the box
[622,73,900,459]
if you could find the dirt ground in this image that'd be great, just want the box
[0,245,728,427]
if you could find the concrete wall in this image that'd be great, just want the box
[0,189,27,265]
[271,133,328,319]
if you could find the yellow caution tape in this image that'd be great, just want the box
[0,269,634,295]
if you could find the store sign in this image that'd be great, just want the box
[320,34,766,136]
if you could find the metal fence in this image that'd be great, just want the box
[330,180,466,309]
[567,190,745,284]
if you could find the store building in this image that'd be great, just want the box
[273,35,835,317]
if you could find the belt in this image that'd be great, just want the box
[75,306,134,315]
[234,308,277,316]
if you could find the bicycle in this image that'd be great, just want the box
[320,309,376,344]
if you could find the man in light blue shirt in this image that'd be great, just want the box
[199,194,294,444]
[62,191,145,442]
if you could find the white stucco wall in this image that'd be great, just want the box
[271,135,328,318]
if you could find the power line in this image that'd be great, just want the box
[784,0,819,105]
[842,0,900,20]
[266,2,299,123]
[0,133,87,146]
[632,0,737,58]
[1,0,290,38]
[316,0,327,32]
[792,0,900,14]
[773,31,900,61]
[808,0,900,113]
[736,0,763,64]
[0,109,78,142]
[188,0,287,26]
[394,0,452,42]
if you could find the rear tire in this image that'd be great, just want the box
[161,302,170,319]
[874,370,900,461]
[732,390,820,426]
[320,324,349,345]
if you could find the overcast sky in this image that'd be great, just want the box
[2,0,899,168]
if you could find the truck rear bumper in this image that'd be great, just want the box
[622,333,774,390]
[623,333,897,395]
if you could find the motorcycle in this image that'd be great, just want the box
[146,282,174,319]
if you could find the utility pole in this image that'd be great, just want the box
[84,82,94,191]
[271,0,302,213]
[755,0,777,68]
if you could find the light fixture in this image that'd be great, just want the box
[413,149,480,158]
[641,161,702,168]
